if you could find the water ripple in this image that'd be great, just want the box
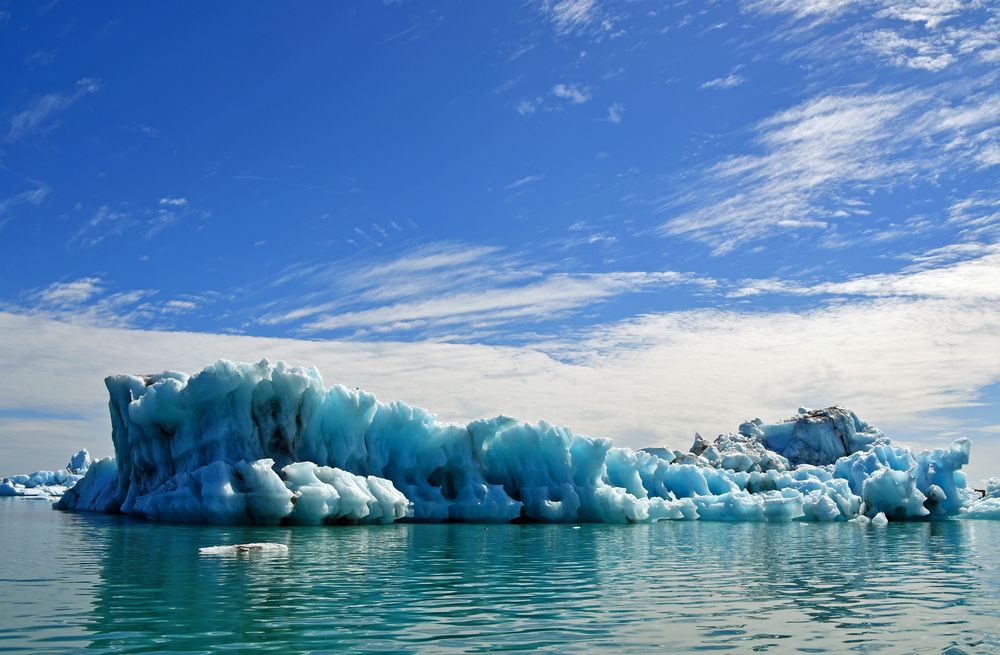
[2,501,1000,653]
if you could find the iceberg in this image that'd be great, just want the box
[1,449,91,498]
[55,359,991,525]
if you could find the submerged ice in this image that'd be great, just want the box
[55,359,990,525]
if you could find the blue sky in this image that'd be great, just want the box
[1,1,999,480]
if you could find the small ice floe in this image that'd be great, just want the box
[871,512,889,526]
[849,515,870,524]
[199,543,288,555]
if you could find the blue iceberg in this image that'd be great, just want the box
[55,359,988,524]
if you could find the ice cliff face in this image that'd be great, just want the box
[55,359,980,524]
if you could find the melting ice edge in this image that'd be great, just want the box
[8,358,998,524]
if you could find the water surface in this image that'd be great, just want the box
[2,499,999,653]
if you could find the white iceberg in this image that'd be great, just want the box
[55,359,990,524]
[0,449,91,498]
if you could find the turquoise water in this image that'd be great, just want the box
[2,500,1000,654]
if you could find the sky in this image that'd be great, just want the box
[1,0,999,482]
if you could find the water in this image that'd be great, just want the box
[2,500,1000,654]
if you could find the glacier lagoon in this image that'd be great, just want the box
[3,498,1000,654]
[5,358,1000,652]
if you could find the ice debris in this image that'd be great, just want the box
[199,543,289,555]
[1,449,91,498]
[54,359,994,525]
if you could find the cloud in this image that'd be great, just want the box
[874,0,966,29]
[0,182,50,229]
[6,274,217,331]
[542,0,597,35]
[297,271,702,336]
[504,174,544,190]
[747,0,999,71]
[35,277,104,306]
[948,193,1000,239]
[606,102,625,123]
[745,0,969,27]
[69,199,209,247]
[860,6,1000,71]
[743,0,861,24]
[25,50,55,67]
[68,205,131,249]
[552,83,591,104]
[730,242,1000,300]
[862,29,956,70]
[163,300,197,312]
[659,86,999,253]
[516,98,540,116]
[700,73,746,90]
[257,242,713,339]
[5,78,99,143]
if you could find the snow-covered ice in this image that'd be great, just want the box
[1,449,91,498]
[54,359,996,524]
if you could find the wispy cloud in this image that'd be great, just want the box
[8,276,215,330]
[504,174,544,190]
[516,98,540,116]
[69,205,131,249]
[862,29,955,70]
[700,72,746,90]
[552,83,591,104]
[875,1,967,29]
[257,242,713,339]
[659,86,1000,254]
[730,242,1000,300]
[298,271,699,336]
[542,0,597,35]
[0,182,50,229]
[747,0,999,71]
[5,78,99,143]
[948,193,1000,239]
[36,277,104,306]
[606,102,625,123]
[743,0,859,23]
[25,50,55,67]
[375,15,445,47]
[69,199,209,248]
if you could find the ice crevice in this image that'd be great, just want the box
[52,358,995,525]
